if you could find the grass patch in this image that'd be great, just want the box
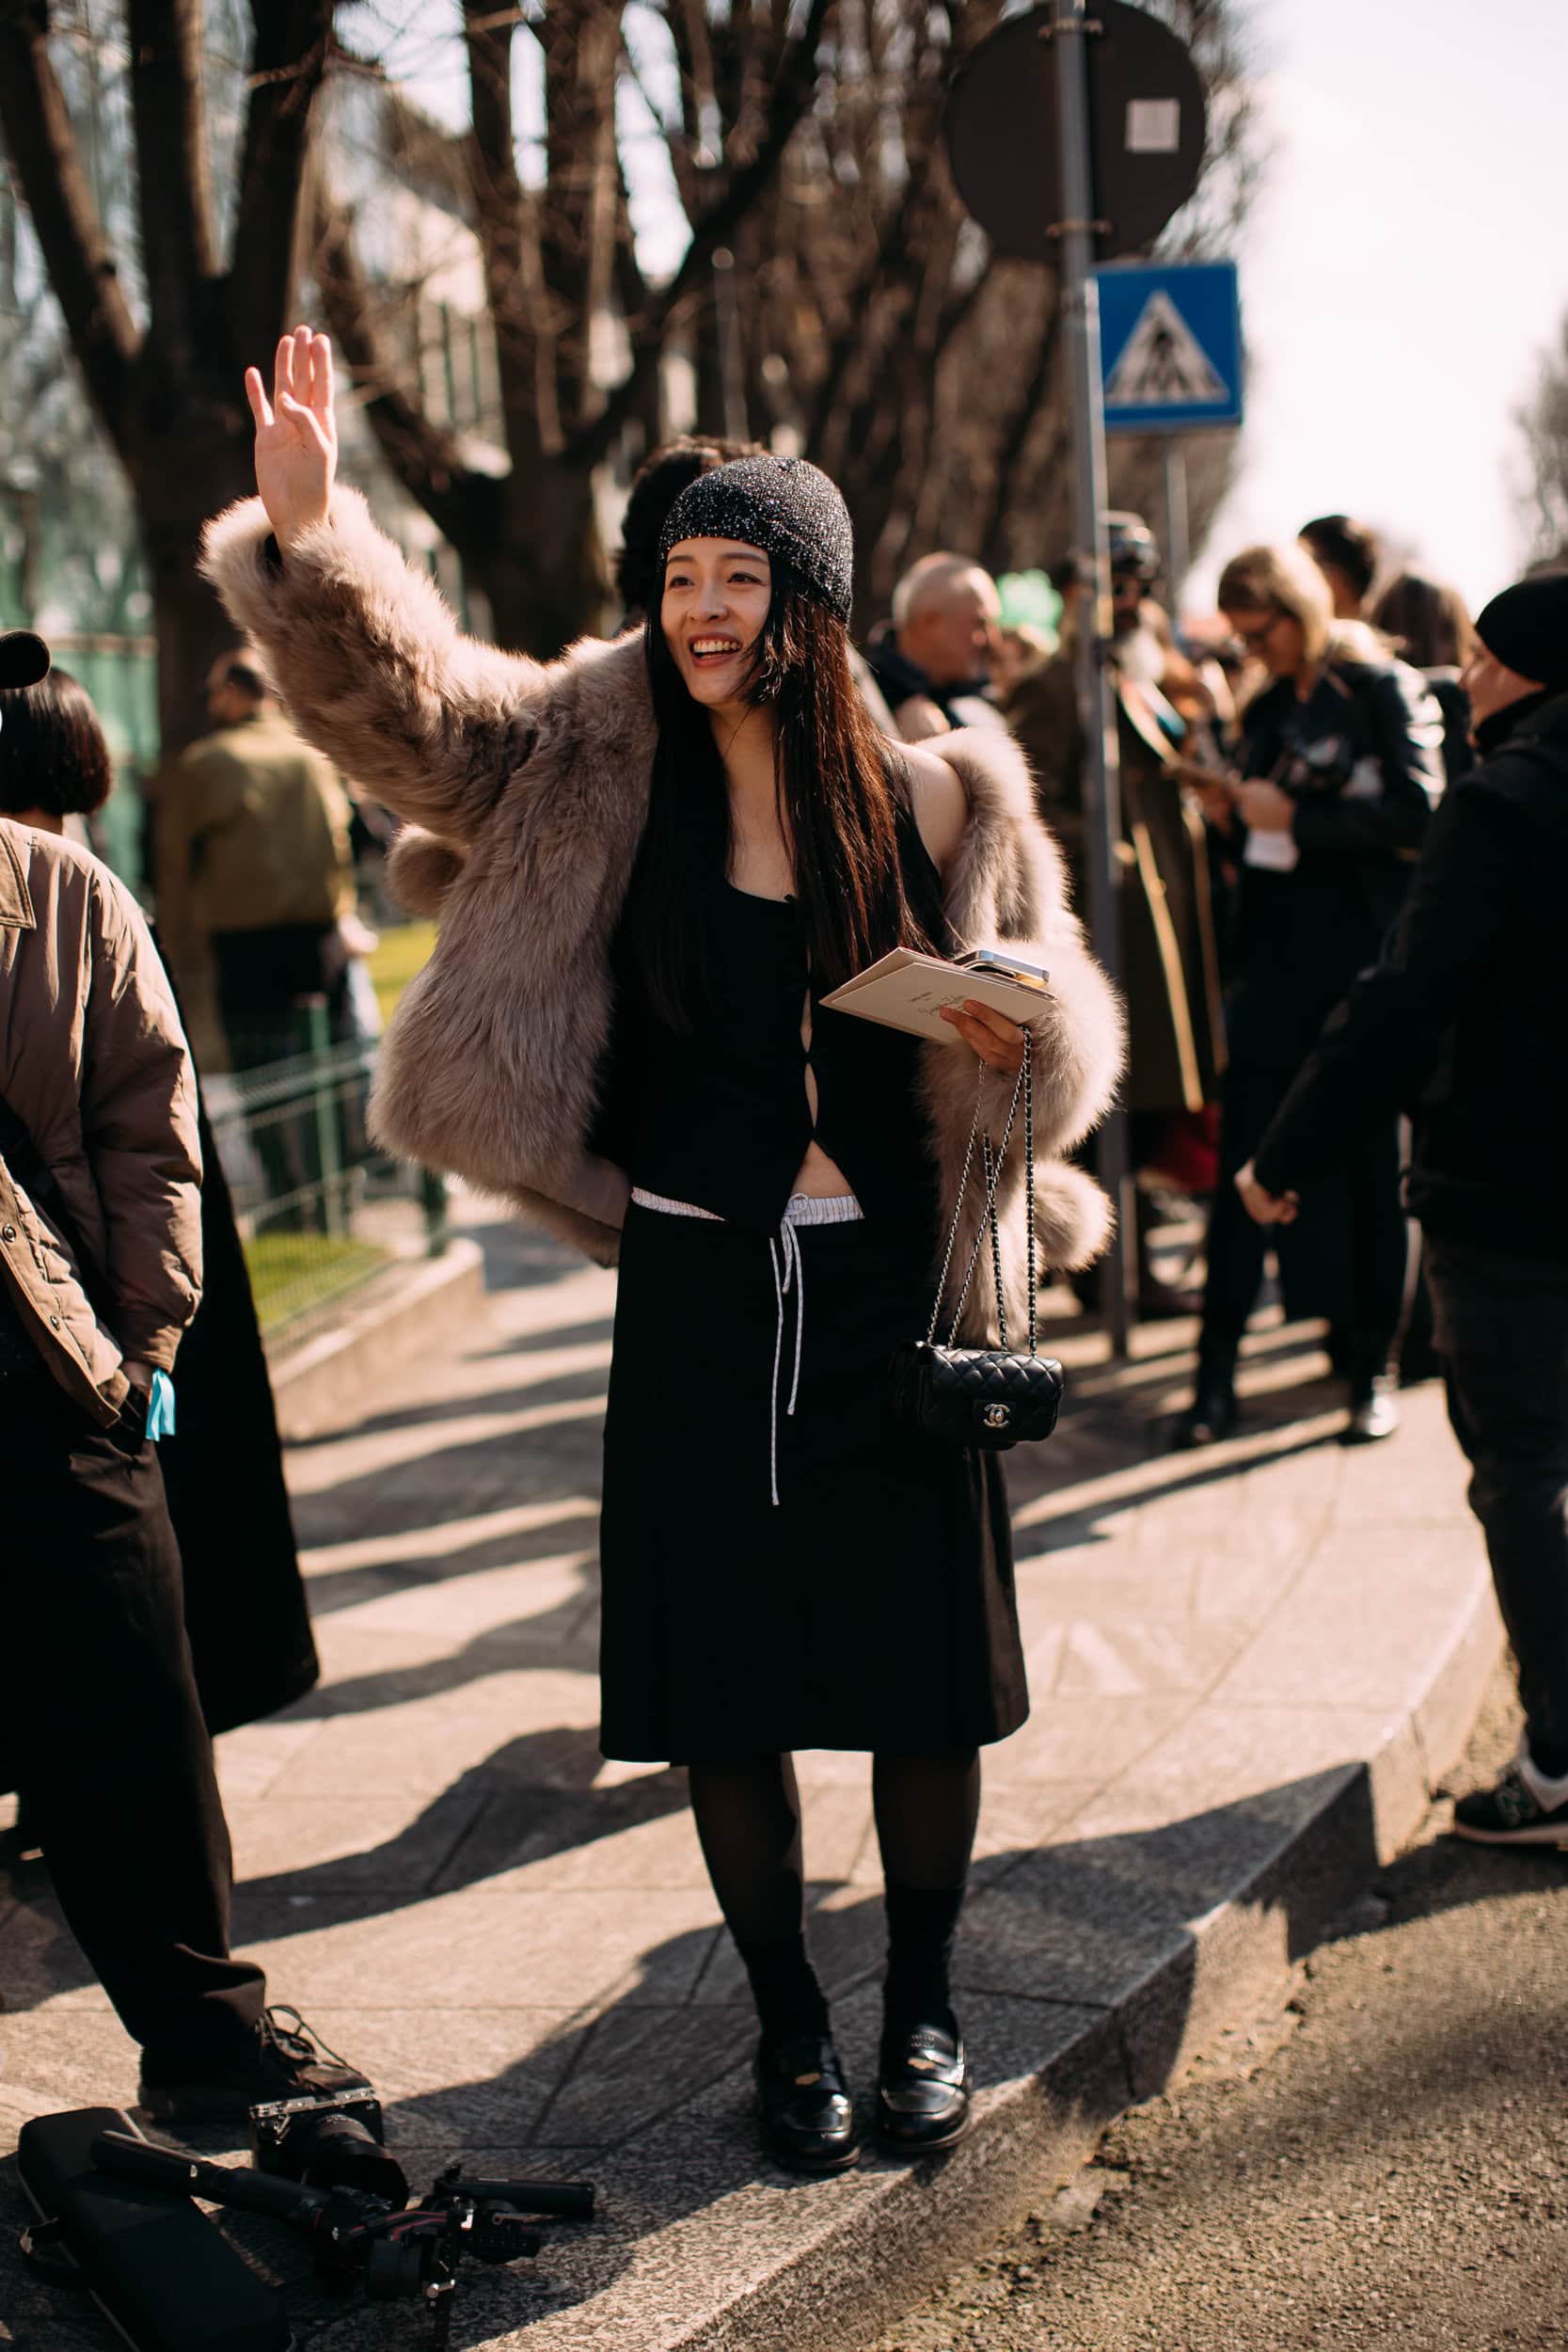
[245,1231,389,1331]
[369,920,436,1025]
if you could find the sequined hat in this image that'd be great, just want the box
[657,454,854,622]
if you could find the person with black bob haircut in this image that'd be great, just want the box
[0,660,320,1760]
[0,663,113,819]
[0,628,362,2125]
[202,326,1124,2179]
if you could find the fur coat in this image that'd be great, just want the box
[201,489,1124,1340]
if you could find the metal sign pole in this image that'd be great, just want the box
[1050,0,1133,1358]
[1163,441,1190,604]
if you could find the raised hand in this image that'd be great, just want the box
[244,326,338,549]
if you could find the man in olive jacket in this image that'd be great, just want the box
[0,628,360,2121]
[160,651,356,1071]
[1236,573,1568,1848]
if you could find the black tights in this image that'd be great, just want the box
[688,1749,980,2044]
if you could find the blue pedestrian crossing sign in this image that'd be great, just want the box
[1093,261,1243,434]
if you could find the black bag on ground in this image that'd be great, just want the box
[891,1033,1065,1451]
[17,2106,293,2352]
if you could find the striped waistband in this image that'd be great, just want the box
[629,1187,864,1228]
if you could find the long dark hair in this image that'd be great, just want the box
[621,562,944,1030]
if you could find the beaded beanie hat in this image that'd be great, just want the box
[656,454,854,623]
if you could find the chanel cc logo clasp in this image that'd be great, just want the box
[981,1402,1011,1429]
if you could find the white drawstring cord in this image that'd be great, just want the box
[768,1219,806,1507]
[630,1185,861,1507]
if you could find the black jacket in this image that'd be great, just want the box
[1224,656,1443,1068]
[1253,690,1568,1263]
[865,636,999,733]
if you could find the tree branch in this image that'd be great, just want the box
[229,0,337,369]
[463,0,549,468]
[980,300,1060,573]
[538,0,621,433]
[570,0,836,469]
[126,0,218,355]
[311,188,497,556]
[0,0,141,449]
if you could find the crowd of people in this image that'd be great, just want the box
[1,322,1565,2186]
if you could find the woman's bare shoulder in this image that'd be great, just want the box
[898,738,971,875]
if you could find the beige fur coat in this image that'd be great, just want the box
[201,489,1124,1340]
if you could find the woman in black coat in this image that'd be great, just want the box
[1179,542,1444,1446]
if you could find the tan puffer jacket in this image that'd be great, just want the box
[0,819,202,1426]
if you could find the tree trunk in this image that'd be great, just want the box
[131,431,258,759]
[461,456,610,650]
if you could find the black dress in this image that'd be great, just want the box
[594,818,1028,1763]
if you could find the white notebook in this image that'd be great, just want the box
[819,947,1050,1045]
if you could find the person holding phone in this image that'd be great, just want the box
[1176,542,1444,1449]
[201,330,1123,2175]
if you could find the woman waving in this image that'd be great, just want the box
[203,328,1122,2175]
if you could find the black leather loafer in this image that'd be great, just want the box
[756,2032,861,2175]
[875,2019,973,2154]
[1174,1373,1237,1450]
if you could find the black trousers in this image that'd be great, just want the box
[2,1373,266,2065]
[1201,1060,1409,1363]
[211,922,345,1074]
[1426,1240,1568,1770]
[212,923,357,1226]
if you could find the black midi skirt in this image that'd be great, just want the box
[597,1201,1029,1762]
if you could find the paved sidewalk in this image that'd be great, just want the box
[0,1213,1500,2351]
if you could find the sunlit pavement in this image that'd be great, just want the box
[0,1204,1498,2350]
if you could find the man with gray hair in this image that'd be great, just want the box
[869,551,1007,740]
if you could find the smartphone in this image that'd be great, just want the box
[954,948,1051,989]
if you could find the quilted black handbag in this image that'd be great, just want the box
[891,1031,1064,1451]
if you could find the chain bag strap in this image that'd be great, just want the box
[891,1030,1063,1452]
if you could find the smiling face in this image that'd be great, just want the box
[660,537,773,709]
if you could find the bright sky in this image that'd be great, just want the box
[1185,0,1567,612]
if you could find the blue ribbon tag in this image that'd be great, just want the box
[145,1368,177,1442]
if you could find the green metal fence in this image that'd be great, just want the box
[206,1014,448,1350]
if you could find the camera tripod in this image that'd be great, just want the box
[93,2130,594,2349]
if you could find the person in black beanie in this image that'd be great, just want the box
[1235,566,1568,1844]
[212,335,1124,2179]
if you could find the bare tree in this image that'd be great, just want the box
[1,161,144,634]
[0,0,338,753]
[3,0,1259,709]
[312,0,835,653]
[313,0,1256,652]
[771,0,1258,621]
[1516,309,1568,568]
